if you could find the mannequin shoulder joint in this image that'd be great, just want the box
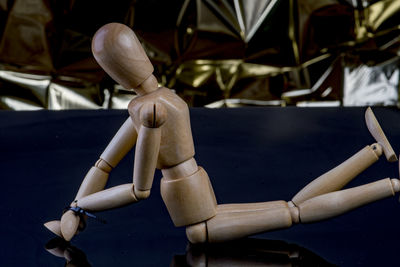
[139,101,167,128]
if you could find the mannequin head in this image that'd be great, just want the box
[92,23,157,95]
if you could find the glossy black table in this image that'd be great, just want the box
[1,107,400,266]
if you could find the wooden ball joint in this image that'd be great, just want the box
[45,23,400,244]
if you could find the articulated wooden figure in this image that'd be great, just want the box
[45,23,399,243]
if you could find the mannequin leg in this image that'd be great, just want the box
[187,178,399,243]
[297,178,399,223]
[291,144,381,205]
[186,201,298,243]
[292,108,397,205]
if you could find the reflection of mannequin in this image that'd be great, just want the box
[45,23,399,244]
[45,237,91,267]
[173,238,336,267]
[44,237,334,266]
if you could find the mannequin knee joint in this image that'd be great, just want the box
[186,222,207,244]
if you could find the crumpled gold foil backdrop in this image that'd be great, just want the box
[0,0,399,109]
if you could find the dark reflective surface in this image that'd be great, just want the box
[174,238,337,267]
[45,237,336,267]
[1,108,400,266]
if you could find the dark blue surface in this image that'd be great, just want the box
[1,107,400,266]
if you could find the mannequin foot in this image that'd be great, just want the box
[365,107,397,162]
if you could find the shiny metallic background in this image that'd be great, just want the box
[0,0,399,109]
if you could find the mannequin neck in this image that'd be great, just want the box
[134,75,159,96]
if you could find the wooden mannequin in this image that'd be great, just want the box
[45,23,399,243]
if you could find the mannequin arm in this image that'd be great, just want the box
[58,117,138,240]
[100,117,138,168]
[75,117,137,200]
[133,102,167,199]
[62,108,163,239]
